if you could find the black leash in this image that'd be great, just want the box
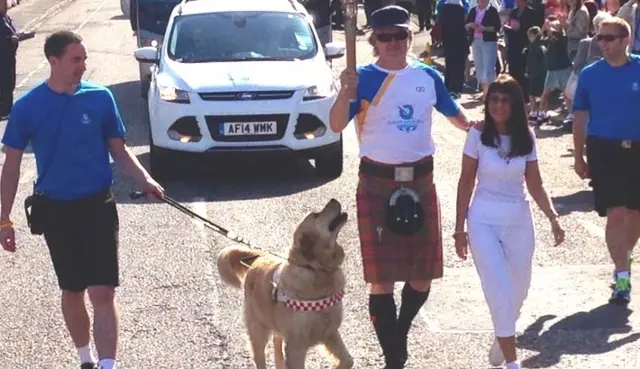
[129,191,331,272]
[130,191,253,247]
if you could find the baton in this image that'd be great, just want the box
[342,0,357,101]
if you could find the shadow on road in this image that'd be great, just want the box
[517,305,640,368]
[552,190,593,215]
[460,93,485,110]
[112,153,334,204]
[533,124,567,139]
[107,81,150,149]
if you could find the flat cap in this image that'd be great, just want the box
[370,5,410,29]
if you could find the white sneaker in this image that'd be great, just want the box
[489,338,505,366]
[505,361,521,369]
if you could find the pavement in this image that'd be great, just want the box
[1,1,640,369]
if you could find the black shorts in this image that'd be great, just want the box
[586,136,640,217]
[528,74,545,98]
[41,188,120,292]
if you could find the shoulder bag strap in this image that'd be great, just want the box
[32,97,71,195]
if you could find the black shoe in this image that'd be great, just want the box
[81,363,97,369]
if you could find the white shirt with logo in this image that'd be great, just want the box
[463,126,538,225]
[348,61,460,165]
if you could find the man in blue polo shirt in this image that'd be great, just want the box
[572,17,640,305]
[0,31,164,369]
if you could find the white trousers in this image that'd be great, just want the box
[468,214,535,337]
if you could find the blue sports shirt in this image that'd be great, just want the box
[2,81,127,200]
[572,55,640,140]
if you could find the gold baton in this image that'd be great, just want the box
[342,0,357,100]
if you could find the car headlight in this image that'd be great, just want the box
[303,82,335,101]
[158,85,190,103]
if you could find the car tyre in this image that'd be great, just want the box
[149,131,172,181]
[141,79,150,99]
[314,137,343,179]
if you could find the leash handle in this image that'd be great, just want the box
[129,191,252,246]
[130,191,148,200]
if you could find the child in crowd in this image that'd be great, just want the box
[538,19,572,124]
[524,26,547,124]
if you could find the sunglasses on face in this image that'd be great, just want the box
[595,34,623,42]
[375,30,409,42]
[489,95,511,104]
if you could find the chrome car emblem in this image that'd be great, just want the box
[238,92,254,100]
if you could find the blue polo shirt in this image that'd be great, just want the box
[572,55,640,140]
[2,81,126,200]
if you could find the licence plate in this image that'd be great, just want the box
[220,122,277,136]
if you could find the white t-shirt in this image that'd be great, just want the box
[348,61,460,164]
[463,126,538,224]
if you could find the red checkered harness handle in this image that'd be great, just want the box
[272,263,345,312]
[282,291,345,312]
[283,292,344,311]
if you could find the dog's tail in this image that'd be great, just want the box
[216,245,263,289]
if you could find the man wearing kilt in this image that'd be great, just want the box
[329,6,472,368]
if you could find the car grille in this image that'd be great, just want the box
[198,91,295,101]
[205,114,289,142]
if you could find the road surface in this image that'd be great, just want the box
[1,0,639,368]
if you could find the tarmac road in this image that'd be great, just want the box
[1,0,639,368]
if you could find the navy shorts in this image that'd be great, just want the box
[586,136,640,217]
[42,188,120,292]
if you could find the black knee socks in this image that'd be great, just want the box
[397,283,430,359]
[369,294,401,367]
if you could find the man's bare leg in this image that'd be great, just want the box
[62,290,97,365]
[627,210,640,252]
[607,207,634,302]
[88,286,119,369]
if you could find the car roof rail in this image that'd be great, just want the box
[177,0,304,7]
[175,0,306,16]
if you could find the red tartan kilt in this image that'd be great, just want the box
[355,157,444,284]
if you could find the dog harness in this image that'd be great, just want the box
[271,264,345,312]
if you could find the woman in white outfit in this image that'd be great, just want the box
[454,74,565,369]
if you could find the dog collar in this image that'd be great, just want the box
[272,264,345,312]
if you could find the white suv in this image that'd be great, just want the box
[133,0,346,179]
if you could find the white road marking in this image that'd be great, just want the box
[419,308,442,332]
[18,169,35,184]
[555,204,605,239]
[21,0,76,31]
[576,219,606,239]
[16,0,111,89]
[190,197,220,320]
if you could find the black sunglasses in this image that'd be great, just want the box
[595,34,624,42]
[375,30,409,42]
[488,95,512,104]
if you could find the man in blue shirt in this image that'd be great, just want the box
[0,31,164,369]
[572,17,640,305]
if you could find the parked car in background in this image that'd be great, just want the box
[133,0,346,179]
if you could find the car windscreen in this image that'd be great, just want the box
[167,11,318,63]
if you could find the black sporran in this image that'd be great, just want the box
[385,187,424,236]
[24,193,47,235]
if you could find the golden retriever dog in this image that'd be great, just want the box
[216,198,353,369]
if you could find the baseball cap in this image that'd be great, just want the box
[370,5,410,30]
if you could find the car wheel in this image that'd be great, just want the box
[141,79,150,99]
[315,137,343,179]
[149,131,172,181]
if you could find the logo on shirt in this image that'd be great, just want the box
[633,82,639,92]
[81,113,91,125]
[389,104,422,133]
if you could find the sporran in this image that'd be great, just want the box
[385,186,424,236]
